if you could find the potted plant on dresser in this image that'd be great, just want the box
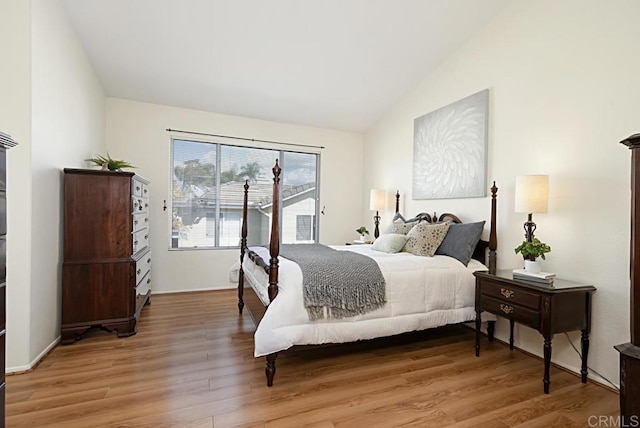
[514,237,551,273]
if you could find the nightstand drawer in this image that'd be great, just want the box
[481,296,540,329]
[481,279,540,310]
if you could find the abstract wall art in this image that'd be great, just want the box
[413,89,488,199]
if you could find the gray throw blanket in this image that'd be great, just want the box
[279,244,386,320]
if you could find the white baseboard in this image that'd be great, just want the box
[152,285,234,295]
[7,336,61,374]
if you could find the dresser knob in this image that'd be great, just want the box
[500,304,514,315]
[134,220,138,225]
[147,278,151,284]
[147,258,151,263]
[500,288,515,299]
[144,235,148,239]
[137,268,141,274]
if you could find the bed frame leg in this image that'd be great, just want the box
[237,272,245,314]
[487,320,496,342]
[266,353,278,387]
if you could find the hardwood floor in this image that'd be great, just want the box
[6,290,618,427]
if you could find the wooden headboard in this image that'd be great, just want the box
[391,186,498,268]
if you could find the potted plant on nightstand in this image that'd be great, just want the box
[514,237,551,273]
[356,226,370,242]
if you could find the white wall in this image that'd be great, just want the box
[4,0,105,371]
[1,0,33,370]
[106,98,363,293]
[363,0,640,388]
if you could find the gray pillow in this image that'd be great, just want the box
[383,220,416,235]
[371,234,409,254]
[435,221,485,266]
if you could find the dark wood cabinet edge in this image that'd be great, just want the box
[62,168,150,184]
[473,271,596,294]
[63,248,150,265]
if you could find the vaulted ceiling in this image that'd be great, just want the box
[61,0,510,132]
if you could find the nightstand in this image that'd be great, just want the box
[474,269,596,394]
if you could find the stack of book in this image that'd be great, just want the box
[512,269,555,285]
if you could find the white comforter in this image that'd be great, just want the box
[242,244,489,357]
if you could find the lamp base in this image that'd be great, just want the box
[373,211,380,239]
[524,213,537,242]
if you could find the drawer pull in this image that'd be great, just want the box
[134,240,138,246]
[500,288,515,299]
[145,203,149,208]
[147,258,151,263]
[137,268,141,274]
[147,278,151,284]
[134,220,138,225]
[500,304,514,315]
[136,186,140,191]
[144,234,148,239]
[144,188,148,194]
[145,218,149,222]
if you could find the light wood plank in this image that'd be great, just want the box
[5,290,618,427]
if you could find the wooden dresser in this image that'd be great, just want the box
[62,169,151,344]
[0,133,16,428]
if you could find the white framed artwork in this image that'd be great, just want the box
[413,89,488,200]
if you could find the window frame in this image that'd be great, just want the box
[169,137,321,250]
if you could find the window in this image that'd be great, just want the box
[295,215,315,241]
[170,139,319,249]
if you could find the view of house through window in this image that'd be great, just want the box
[171,139,319,249]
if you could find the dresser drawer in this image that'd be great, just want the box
[136,271,151,297]
[132,229,149,254]
[132,197,149,214]
[0,283,4,330]
[481,296,540,329]
[141,183,149,199]
[132,212,149,232]
[0,333,4,384]
[135,253,151,285]
[132,179,144,198]
[481,279,540,310]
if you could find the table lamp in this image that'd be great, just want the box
[514,175,548,242]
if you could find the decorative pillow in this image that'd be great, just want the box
[435,221,486,266]
[403,222,450,257]
[383,220,416,235]
[371,234,409,254]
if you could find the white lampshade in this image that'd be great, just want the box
[369,189,385,211]
[515,175,549,214]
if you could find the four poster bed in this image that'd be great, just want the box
[237,160,498,386]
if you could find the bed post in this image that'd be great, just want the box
[395,190,400,214]
[238,180,249,314]
[268,160,281,303]
[266,160,281,387]
[489,181,498,275]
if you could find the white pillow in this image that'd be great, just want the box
[371,234,409,254]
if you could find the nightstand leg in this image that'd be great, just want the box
[475,311,481,357]
[543,336,552,394]
[581,329,589,383]
[509,319,515,350]
[487,320,495,342]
